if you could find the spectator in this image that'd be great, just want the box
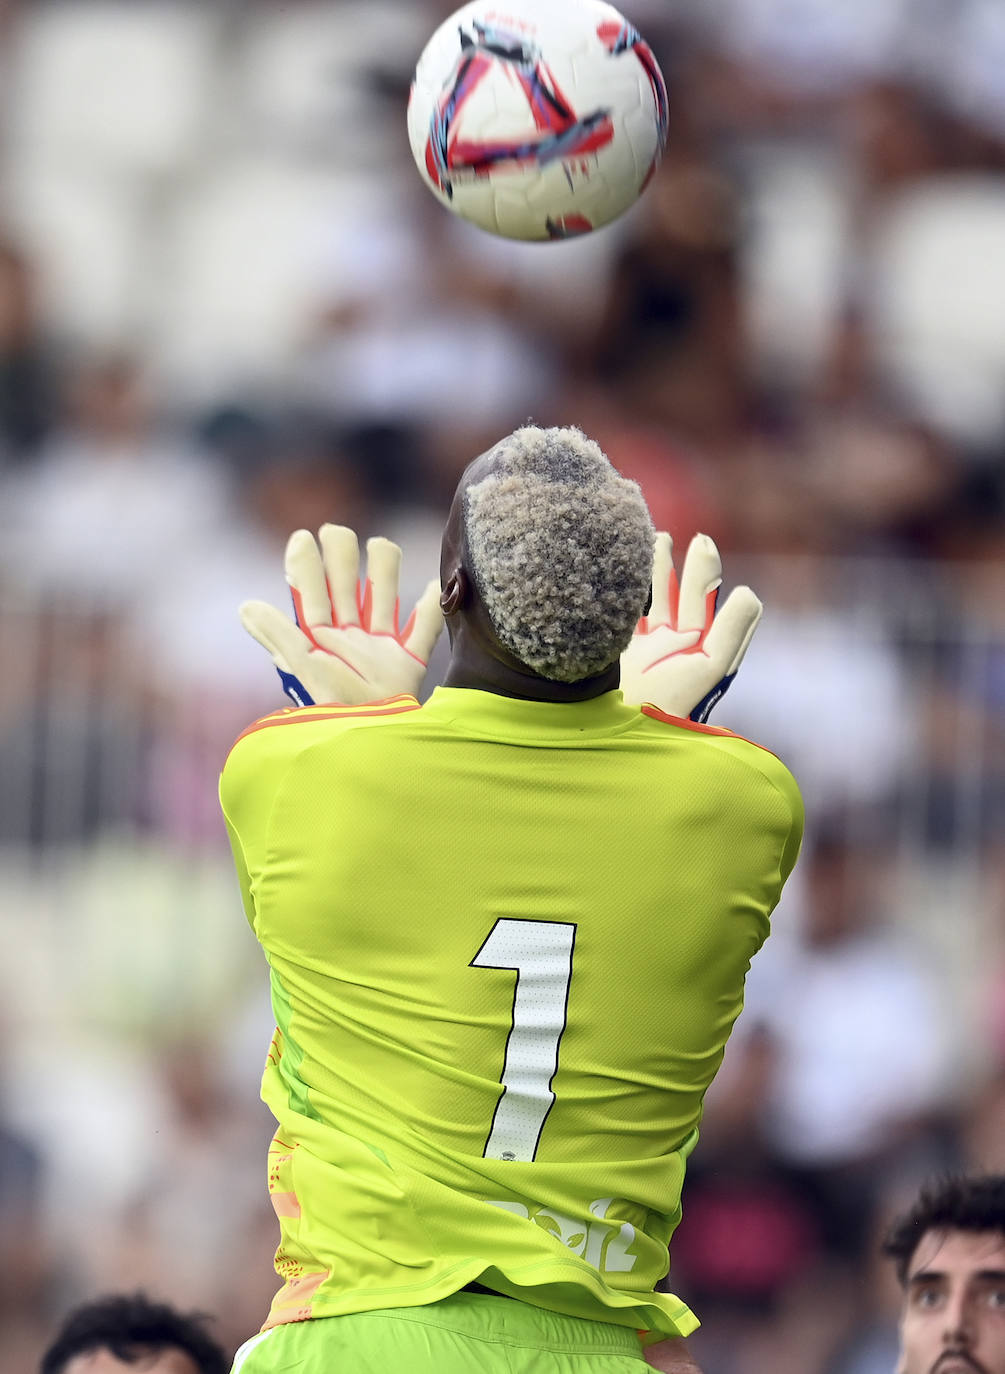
[0,233,55,465]
[0,1099,49,1369]
[739,822,952,1261]
[0,351,232,609]
[669,1027,848,1374]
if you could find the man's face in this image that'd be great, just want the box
[899,1228,1005,1374]
[63,1348,201,1374]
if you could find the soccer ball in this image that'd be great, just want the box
[406,0,669,242]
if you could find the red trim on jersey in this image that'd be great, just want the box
[228,697,420,751]
[641,703,736,736]
[640,703,783,759]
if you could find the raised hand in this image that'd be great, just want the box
[239,524,443,706]
[620,532,762,723]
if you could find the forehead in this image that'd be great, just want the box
[909,1228,1005,1280]
[63,1350,201,1374]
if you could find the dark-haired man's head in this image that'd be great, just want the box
[884,1175,1005,1374]
[39,1293,228,1374]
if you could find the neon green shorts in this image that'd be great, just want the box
[231,1291,648,1373]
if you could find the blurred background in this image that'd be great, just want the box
[0,0,1001,1370]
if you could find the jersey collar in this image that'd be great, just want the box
[421,686,642,741]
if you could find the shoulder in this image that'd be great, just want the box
[220,696,422,793]
[640,704,803,817]
[228,696,421,753]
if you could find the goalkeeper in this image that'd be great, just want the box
[221,424,803,1374]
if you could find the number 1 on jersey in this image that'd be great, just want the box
[471,918,577,1163]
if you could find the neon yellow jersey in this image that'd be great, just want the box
[219,687,803,1341]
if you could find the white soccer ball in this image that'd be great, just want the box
[406,0,669,242]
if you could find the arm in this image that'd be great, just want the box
[221,806,256,930]
[644,1336,706,1373]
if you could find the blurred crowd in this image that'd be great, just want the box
[0,1,1002,1371]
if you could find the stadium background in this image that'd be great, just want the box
[0,1,1001,1370]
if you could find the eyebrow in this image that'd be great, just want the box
[909,1270,1005,1286]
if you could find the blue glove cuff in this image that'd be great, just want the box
[277,668,315,708]
[689,672,735,724]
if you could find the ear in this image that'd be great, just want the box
[440,568,469,617]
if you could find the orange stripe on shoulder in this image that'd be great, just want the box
[228,696,421,751]
[641,704,736,737]
[641,703,782,758]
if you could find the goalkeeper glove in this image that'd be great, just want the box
[239,524,444,706]
[620,532,762,723]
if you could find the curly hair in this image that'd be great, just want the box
[40,1292,229,1374]
[464,425,655,682]
[883,1174,1005,1286]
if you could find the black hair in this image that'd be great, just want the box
[39,1292,229,1374]
[883,1174,1005,1286]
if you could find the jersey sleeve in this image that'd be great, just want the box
[222,807,256,929]
[738,740,804,896]
[218,699,422,932]
[219,708,299,932]
[775,759,804,890]
[730,735,805,910]
[640,702,805,900]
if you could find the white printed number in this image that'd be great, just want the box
[471,918,576,1163]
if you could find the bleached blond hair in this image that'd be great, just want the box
[464,425,655,683]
